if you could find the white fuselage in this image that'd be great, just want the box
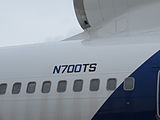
[0,33,159,120]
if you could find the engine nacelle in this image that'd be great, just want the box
[74,0,160,34]
[74,0,103,30]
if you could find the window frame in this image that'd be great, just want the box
[90,79,100,91]
[12,82,22,94]
[57,80,67,93]
[73,79,83,92]
[106,78,117,91]
[123,77,135,91]
[0,83,7,95]
[27,82,36,94]
[41,81,51,93]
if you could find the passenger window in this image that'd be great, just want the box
[107,78,117,91]
[73,80,83,92]
[0,83,7,95]
[27,82,36,94]
[42,81,51,93]
[124,77,135,91]
[12,83,21,94]
[57,81,67,93]
[90,79,100,91]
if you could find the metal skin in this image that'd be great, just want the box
[74,0,160,34]
[0,0,160,120]
[0,34,159,120]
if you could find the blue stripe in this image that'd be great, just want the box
[92,51,160,120]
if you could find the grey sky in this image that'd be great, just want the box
[0,0,83,46]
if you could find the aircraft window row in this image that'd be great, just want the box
[0,77,135,95]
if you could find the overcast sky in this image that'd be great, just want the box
[0,0,83,46]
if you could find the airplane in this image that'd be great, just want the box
[0,0,160,120]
